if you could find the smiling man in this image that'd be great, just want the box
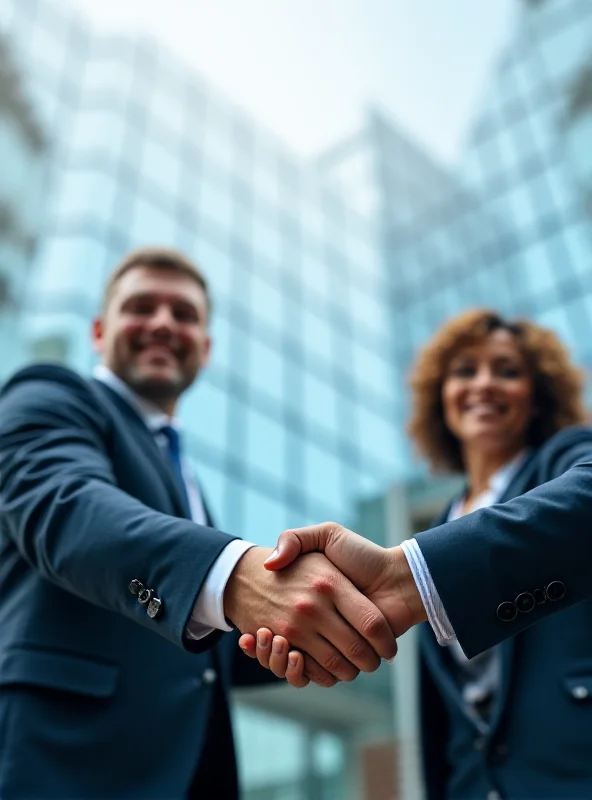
[0,247,396,799]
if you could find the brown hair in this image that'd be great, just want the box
[407,309,586,473]
[102,246,211,315]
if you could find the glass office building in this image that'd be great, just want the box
[1,0,591,796]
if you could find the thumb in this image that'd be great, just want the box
[264,523,338,570]
[263,531,302,570]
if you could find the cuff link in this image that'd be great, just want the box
[128,579,163,620]
[138,587,154,605]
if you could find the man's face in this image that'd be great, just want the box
[93,265,211,411]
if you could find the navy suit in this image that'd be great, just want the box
[419,426,592,799]
[0,364,272,799]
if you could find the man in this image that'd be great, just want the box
[0,247,396,799]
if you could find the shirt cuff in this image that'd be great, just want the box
[400,538,456,645]
[185,539,256,641]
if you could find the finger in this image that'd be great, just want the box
[263,532,302,570]
[264,523,340,570]
[301,652,339,688]
[305,628,363,682]
[285,651,309,688]
[255,628,273,670]
[333,581,397,663]
[238,633,257,658]
[269,635,290,678]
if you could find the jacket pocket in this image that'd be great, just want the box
[563,675,592,703]
[0,646,119,699]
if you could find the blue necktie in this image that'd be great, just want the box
[158,425,191,513]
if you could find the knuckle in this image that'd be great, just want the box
[293,597,316,617]
[346,638,371,662]
[279,622,298,641]
[360,611,387,639]
[322,652,345,674]
[311,671,337,688]
[310,575,335,596]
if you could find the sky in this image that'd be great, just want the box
[67,0,518,165]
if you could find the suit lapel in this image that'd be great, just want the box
[426,457,539,734]
[89,379,192,519]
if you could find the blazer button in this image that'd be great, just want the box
[546,581,565,601]
[202,668,217,685]
[473,737,486,751]
[496,601,517,622]
[533,587,546,605]
[515,592,535,613]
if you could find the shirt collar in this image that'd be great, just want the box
[93,364,179,434]
[488,448,531,499]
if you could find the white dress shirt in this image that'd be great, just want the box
[93,365,255,640]
[400,450,531,648]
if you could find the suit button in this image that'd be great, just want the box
[473,737,486,751]
[515,592,535,613]
[546,580,565,601]
[572,685,589,700]
[202,668,217,685]
[495,744,508,757]
[533,587,546,605]
[496,601,517,622]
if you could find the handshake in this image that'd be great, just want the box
[223,522,427,688]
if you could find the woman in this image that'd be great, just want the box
[242,309,592,799]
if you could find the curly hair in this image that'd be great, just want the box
[407,309,586,474]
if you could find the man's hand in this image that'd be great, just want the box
[264,523,426,637]
[237,525,427,687]
[224,546,397,687]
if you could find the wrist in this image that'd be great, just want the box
[223,546,270,628]
[390,545,427,628]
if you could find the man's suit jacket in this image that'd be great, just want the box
[419,426,592,800]
[0,364,272,799]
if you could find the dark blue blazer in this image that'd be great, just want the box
[419,426,592,799]
[0,365,272,799]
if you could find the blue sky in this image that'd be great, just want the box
[68,0,517,164]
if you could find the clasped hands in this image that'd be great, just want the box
[223,522,427,689]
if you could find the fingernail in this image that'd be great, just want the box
[386,656,396,665]
[264,548,278,564]
[257,632,268,648]
[288,653,298,668]
[273,638,284,655]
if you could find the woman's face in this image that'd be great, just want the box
[442,329,535,452]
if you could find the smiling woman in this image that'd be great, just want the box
[407,308,585,476]
[404,307,592,800]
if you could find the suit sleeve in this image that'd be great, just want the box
[0,370,238,653]
[415,426,592,658]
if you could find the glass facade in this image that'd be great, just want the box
[1,0,591,796]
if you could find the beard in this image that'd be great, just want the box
[114,351,198,409]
